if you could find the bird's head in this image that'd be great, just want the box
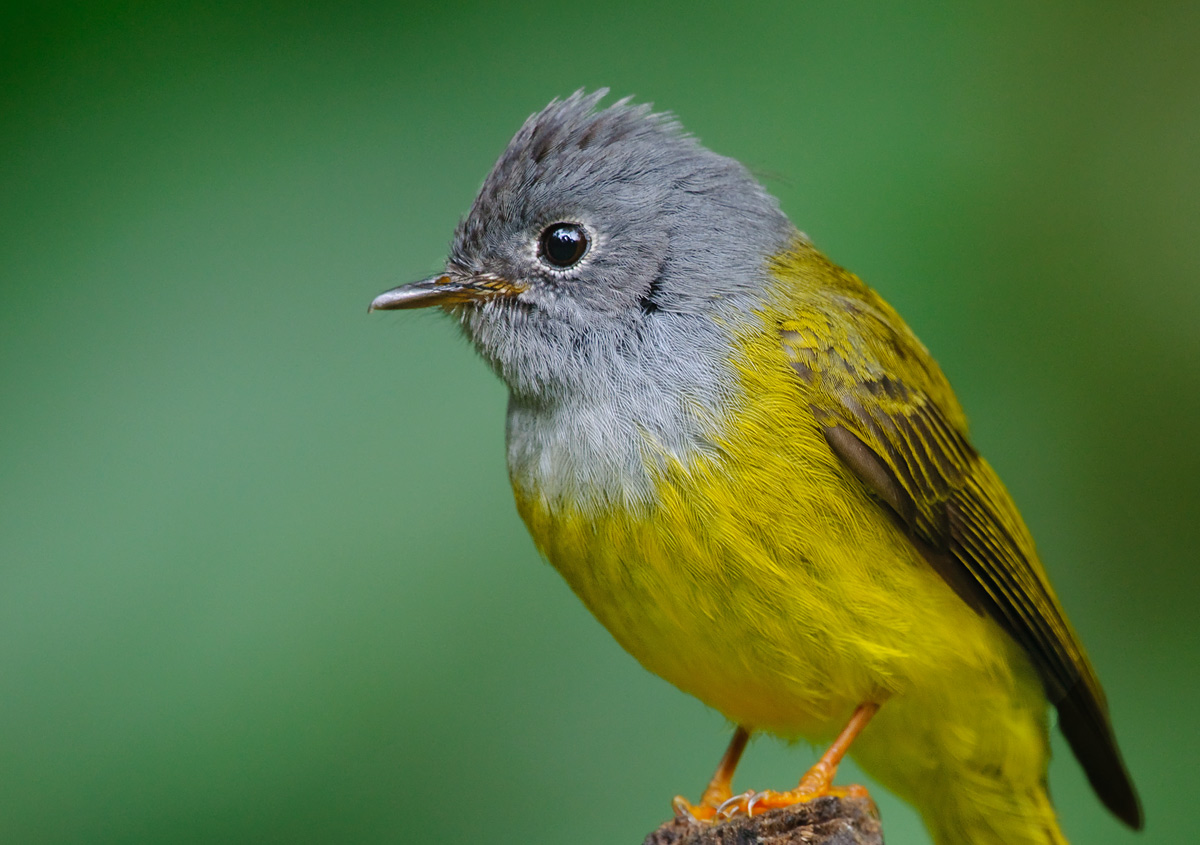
[371,91,794,399]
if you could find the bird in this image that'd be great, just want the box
[370,90,1142,845]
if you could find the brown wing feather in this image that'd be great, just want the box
[778,267,1142,829]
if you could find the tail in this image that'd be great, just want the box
[1056,676,1144,830]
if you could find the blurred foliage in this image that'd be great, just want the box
[1,1,1196,842]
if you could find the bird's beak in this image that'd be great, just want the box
[368,272,525,312]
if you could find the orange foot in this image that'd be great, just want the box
[716,780,872,819]
[678,702,880,822]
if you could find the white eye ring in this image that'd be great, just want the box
[537,222,590,269]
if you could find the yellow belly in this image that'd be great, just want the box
[514,422,1031,731]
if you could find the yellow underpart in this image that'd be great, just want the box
[512,262,1063,844]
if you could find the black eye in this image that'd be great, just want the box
[538,223,589,268]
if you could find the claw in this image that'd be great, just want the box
[671,795,700,822]
[715,789,755,819]
[745,790,767,816]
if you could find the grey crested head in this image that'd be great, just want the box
[370,91,797,505]
[372,90,795,403]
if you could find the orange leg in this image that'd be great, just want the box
[672,726,751,822]
[719,702,879,819]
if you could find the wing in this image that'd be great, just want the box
[777,251,1142,829]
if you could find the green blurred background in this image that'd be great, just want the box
[2,2,1196,842]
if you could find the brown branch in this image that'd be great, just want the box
[642,796,883,845]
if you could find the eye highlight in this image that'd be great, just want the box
[538,223,589,269]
